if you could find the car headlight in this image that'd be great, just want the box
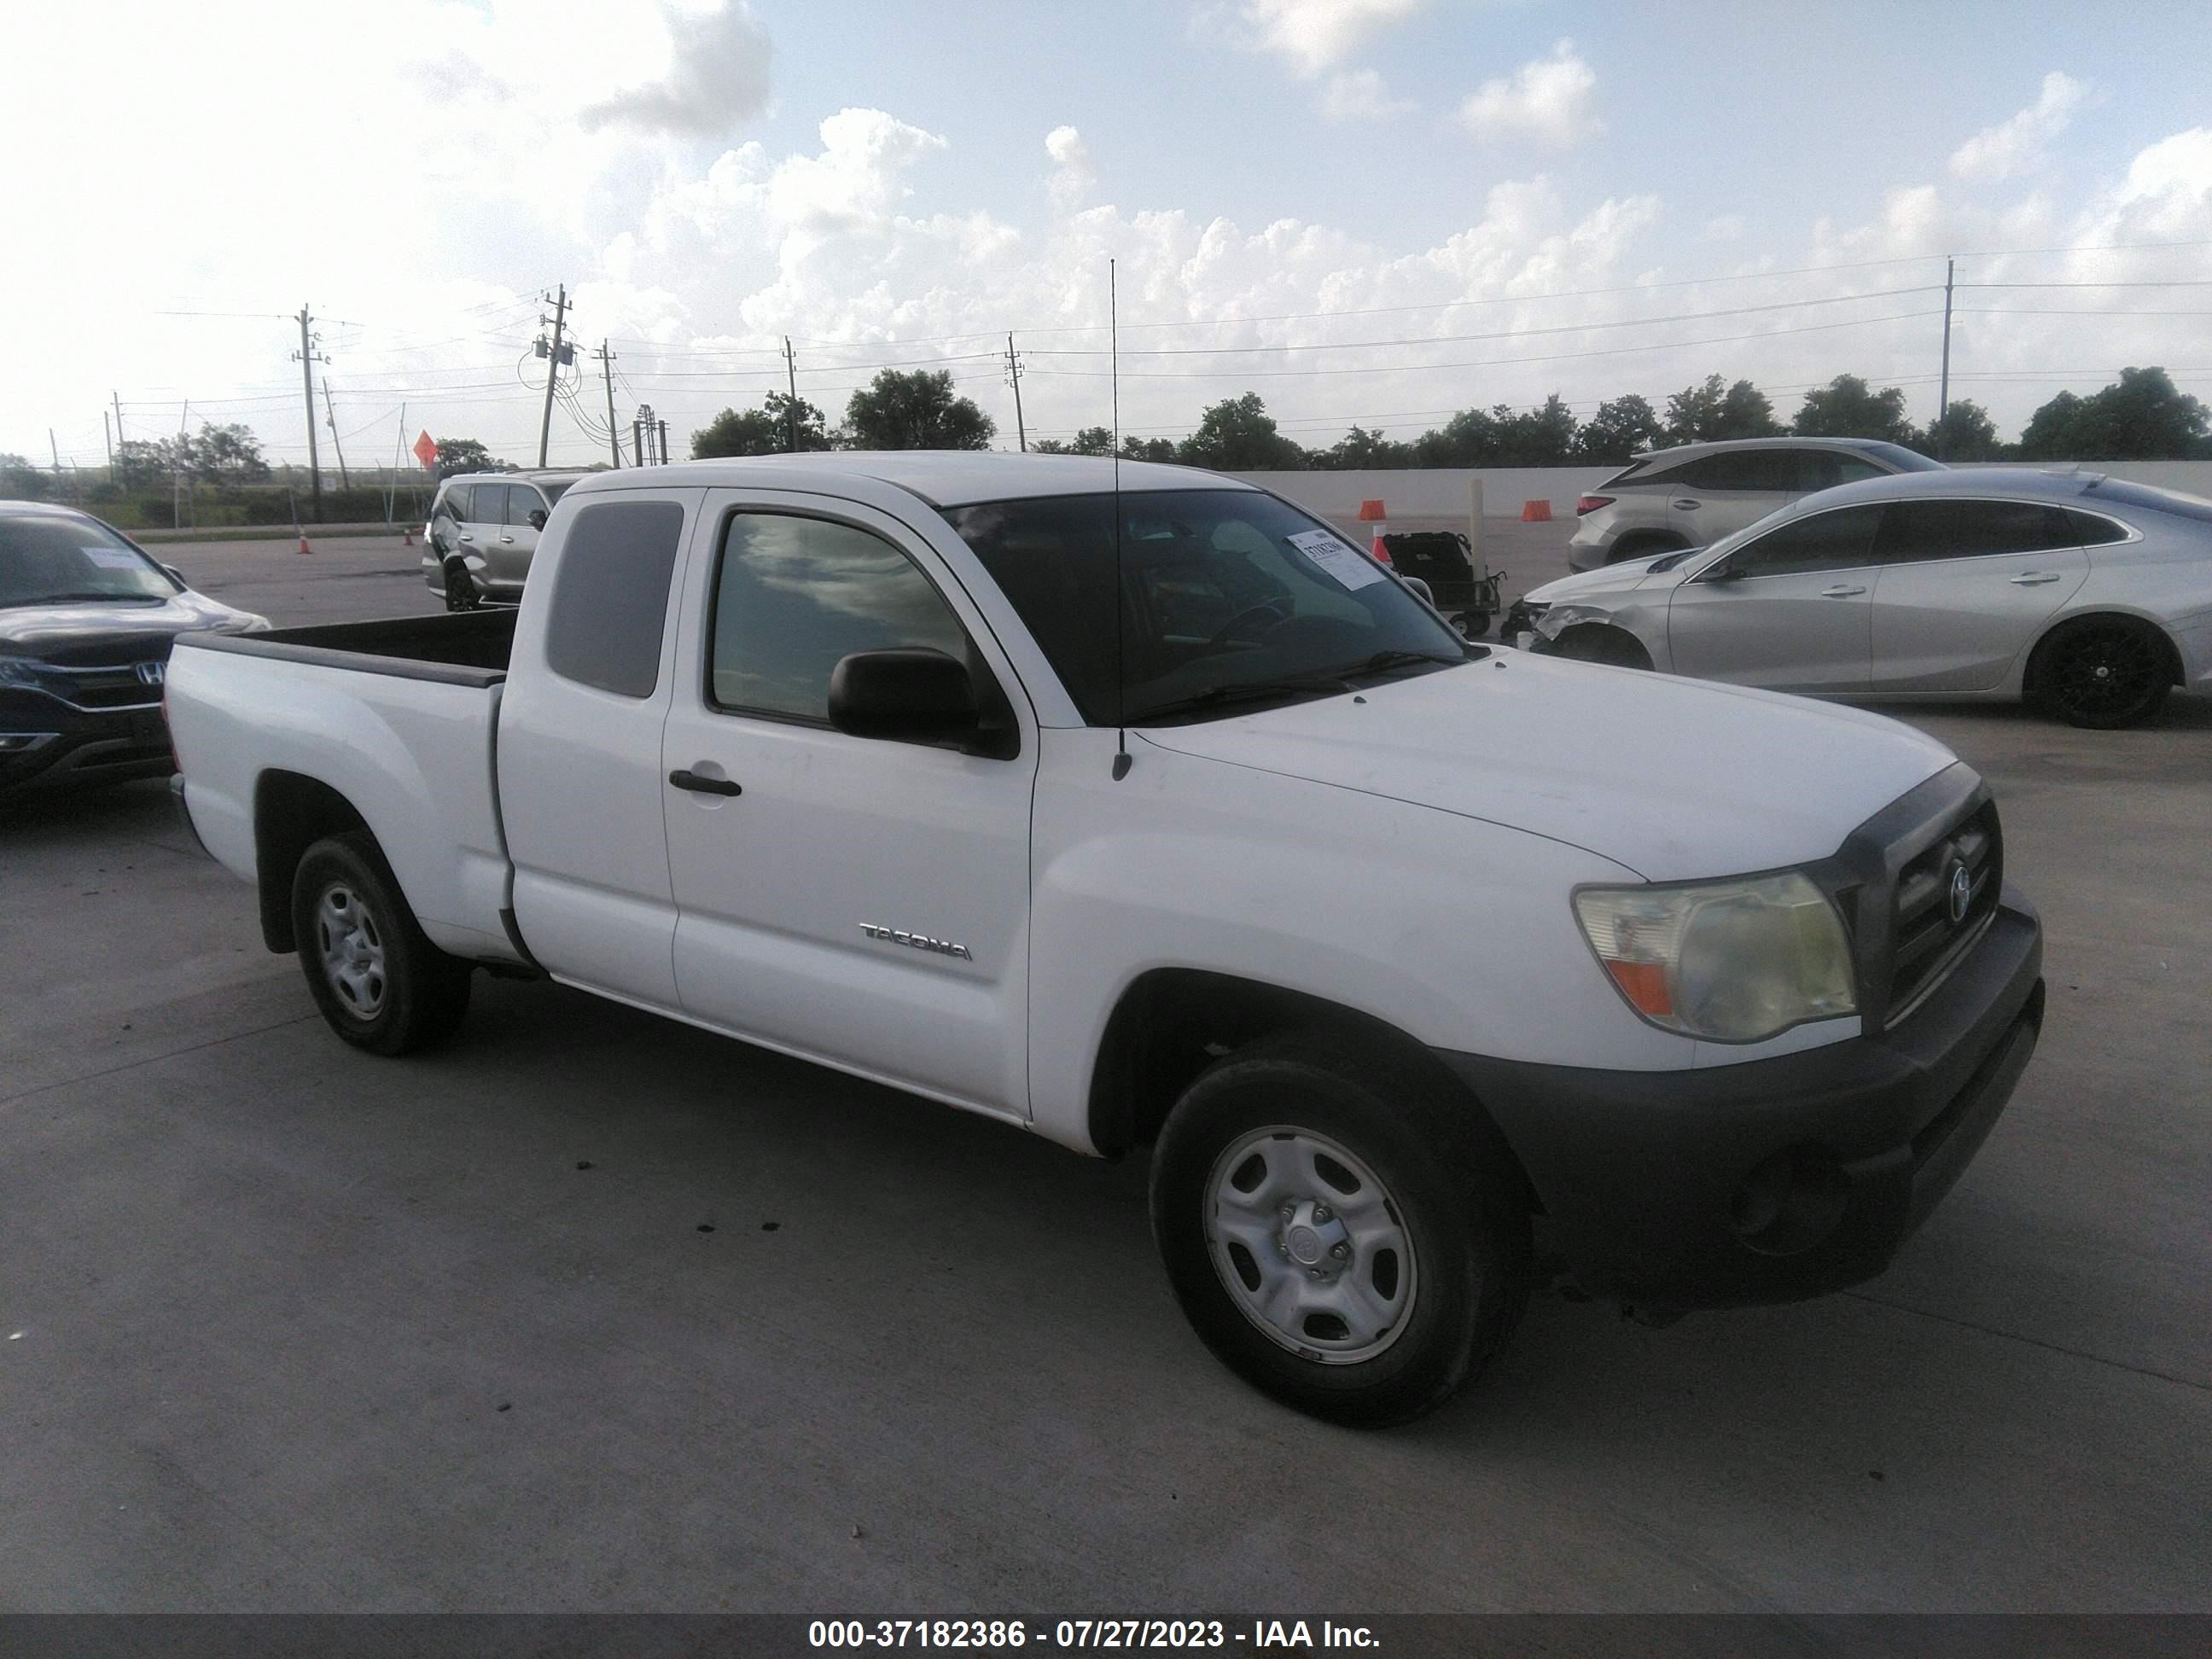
[1573,871,1856,1043]
[0,653,43,689]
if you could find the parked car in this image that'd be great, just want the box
[0,503,268,795]
[1515,469,2212,728]
[1568,437,1944,571]
[169,453,2043,1426]
[422,470,586,611]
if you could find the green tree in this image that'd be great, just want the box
[1495,394,1580,464]
[1916,400,2003,462]
[1792,375,1916,445]
[1573,394,1664,463]
[190,422,271,482]
[430,437,508,478]
[692,393,831,457]
[112,439,176,489]
[1320,424,1412,469]
[0,452,52,499]
[1121,435,1178,462]
[1410,406,1504,467]
[1664,374,1781,443]
[1033,425,1118,456]
[844,369,995,451]
[1176,393,1307,470]
[2016,367,2209,460]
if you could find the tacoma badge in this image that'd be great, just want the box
[859,923,973,962]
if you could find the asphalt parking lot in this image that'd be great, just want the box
[3,529,2208,1614]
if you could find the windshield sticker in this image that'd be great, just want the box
[84,547,144,569]
[1288,528,1385,591]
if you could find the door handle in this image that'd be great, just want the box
[1673,498,1701,509]
[1819,585,1867,597]
[2009,571,2063,585]
[668,769,742,797]
[457,533,475,544]
[499,535,515,544]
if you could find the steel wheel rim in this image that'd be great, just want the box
[315,882,388,1020]
[2050,626,2158,721]
[1204,1126,1417,1365]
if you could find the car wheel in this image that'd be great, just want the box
[1149,1035,1530,1428]
[1552,626,1652,670]
[1448,610,1491,640]
[443,558,481,613]
[291,831,473,1056]
[2028,616,2172,729]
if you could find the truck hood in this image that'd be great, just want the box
[1136,655,1958,882]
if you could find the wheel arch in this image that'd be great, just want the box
[2025,607,2187,691]
[1606,530,1688,563]
[253,770,370,952]
[1086,967,1540,1210]
[1547,620,1656,670]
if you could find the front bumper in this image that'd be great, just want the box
[1439,888,2044,1309]
[0,697,173,795]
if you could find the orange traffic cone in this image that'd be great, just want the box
[295,533,313,555]
[1520,499,1553,522]
[1357,498,1390,563]
[1370,531,1392,564]
[402,525,414,547]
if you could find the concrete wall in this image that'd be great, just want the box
[1234,460,2212,527]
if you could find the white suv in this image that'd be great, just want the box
[422,471,586,610]
[1569,439,1943,571]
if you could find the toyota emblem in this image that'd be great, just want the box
[1946,862,1972,925]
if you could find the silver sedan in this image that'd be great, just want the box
[1511,468,2212,727]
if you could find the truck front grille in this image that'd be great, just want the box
[1885,799,2002,1022]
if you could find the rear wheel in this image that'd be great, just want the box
[2028,616,2171,728]
[291,831,473,1056]
[443,558,481,613]
[1149,1035,1530,1427]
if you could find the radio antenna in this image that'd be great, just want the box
[1110,257,1132,781]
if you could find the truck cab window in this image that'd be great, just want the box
[708,512,969,722]
[542,501,686,698]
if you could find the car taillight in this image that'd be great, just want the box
[1576,495,1615,516]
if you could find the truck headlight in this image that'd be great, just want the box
[1574,872,1856,1043]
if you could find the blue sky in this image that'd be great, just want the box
[4,0,2209,468]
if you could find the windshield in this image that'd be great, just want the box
[0,512,178,608]
[944,489,1468,725]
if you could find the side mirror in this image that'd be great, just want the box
[527,509,548,531]
[829,648,979,745]
[1400,575,1435,606]
[1703,559,1743,583]
[161,564,186,585]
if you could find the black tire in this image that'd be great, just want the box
[2027,616,2173,729]
[1450,610,1492,640]
[1149,1035,1530,1428]
[290,831,473,1056]
[1552,625,1652,669]
[443,558,481,614]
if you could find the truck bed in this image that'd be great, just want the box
[178,608,515,686]
[167,608,523,968]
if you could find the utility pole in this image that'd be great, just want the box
[594,341,622,467]
[783,337,800,451]
[658,418,670,466]
[322,381,350,489]
[1005,332,1027,452]
[1936,255,1955,462]
[292,305,326,521]
[103,410,114,477]
[49,428,61,492]
[537,283,569,469]
[113,391,125,446]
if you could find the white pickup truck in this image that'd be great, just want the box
[168,454,2046,1426]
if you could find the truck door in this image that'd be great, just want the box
[659,492,1039,1119]
[499,488,701,1008]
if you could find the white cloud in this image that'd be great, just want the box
[1320,70,1414,123]
[1700,214,1746,242]
[1948,71,2089,182]
[1238,0,1427,78]
[1045,125,1096,209]
[1459,40,1601,148]
[580,0,773,137]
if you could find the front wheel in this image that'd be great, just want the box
[1149,1036,1529,1427]
[291,831,473,1056]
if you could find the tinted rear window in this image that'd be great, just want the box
[1877,499,2075,563]
[1852,441,1946,473]
[543,500,686,698]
